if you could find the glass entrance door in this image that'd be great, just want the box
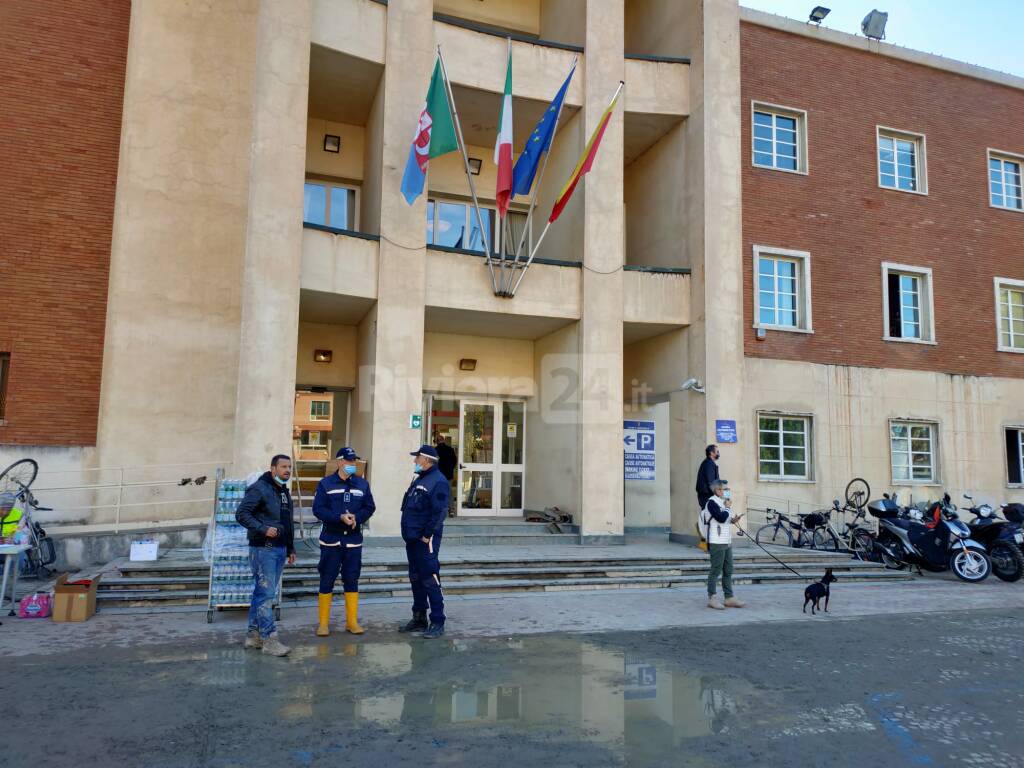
[457,399,525,517]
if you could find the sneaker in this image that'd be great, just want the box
[422,622,445,640]
[244,630,262,650]
[724,597,746,608]
[261,634,291,657]
[707,596,725,610]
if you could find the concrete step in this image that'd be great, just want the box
[95,569,911,608]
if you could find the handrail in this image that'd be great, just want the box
[303,222,381,241]
[623,264,692,275]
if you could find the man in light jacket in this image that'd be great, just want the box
[700,478,745,610]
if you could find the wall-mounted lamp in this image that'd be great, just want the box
[679,377,706,395]
[467,157,482,175]
[459,358,477,371]
[313,349,333,363]
[323,134,341,153]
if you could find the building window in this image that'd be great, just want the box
[1006,428,1024,486]
[752,246,812,332]
[752,103,807,173]
[309,400,331,422]
[0,353,9,422]
[989,151,1023,211]
[426,198,495,253]
[300,430,328,449]
[890,421,937,483]
[882,263,935,343]
[758,414,811,481]
[996,278,1024,352]
[304,181,358,230]
[877,127,926,193]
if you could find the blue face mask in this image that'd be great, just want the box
[274,475,288,486]
[412,463,423,474]
[343,464,357,476]
[722,489,732,500]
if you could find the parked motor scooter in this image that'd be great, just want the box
[962,495,1024,583]
[868,493,991,582]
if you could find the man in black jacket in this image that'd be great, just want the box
[235,454,296,656]
[695,444,720,509]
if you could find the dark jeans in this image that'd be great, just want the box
[248,545,285,638]
[405,532,444,625]
[707,543,734,599]
[317,544,362,594]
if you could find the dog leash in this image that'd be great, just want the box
[734,525,808,580]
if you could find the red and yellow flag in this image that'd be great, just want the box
[548,83,622,224]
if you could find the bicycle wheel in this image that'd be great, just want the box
[850,530,876,560]
[756,523,792,549]
[0,458,38,494]
[811,528,840,552]
[845,477,871,510]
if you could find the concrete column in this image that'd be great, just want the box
[671,0,745,542]
[578,0,626,542]
[361,0,435,535]
[232,0,313,474]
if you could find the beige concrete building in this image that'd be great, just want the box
[5,0,1023,541]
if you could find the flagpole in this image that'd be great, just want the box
[504,57,576,296]
[437,45,499,295]
[510,79,624,297]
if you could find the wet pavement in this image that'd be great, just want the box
[6,608,1024,767]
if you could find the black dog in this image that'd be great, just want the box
[803,569,837,615]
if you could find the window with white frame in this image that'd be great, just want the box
[996,278,1024,352]
[752,103,807,173]
[310,400,331,422]
[758,414,812,480]
[882,263,934,343]
[754,246,812,331]
[425,198,529,256]
[1006,427,1024,486]
[304,181,358,230]
[890,421,938,483]
[989,151,1023,211]
[877,128,926,193]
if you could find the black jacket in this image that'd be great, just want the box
[695,457,719,508]
[235,471,295,554]
[400,465,450,542]
[436,442,457,481]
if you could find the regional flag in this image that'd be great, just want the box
[548,82,622,223]
[494,49,514,217]
[401,58,459,205]
[511,62,575,198]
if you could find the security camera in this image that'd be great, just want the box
[680,378,706,394]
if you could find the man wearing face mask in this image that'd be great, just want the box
[398,444,450,639]
[312,447,376,637]
[696,444,720,510]
[700,478,745,610]
[235,454,296,656]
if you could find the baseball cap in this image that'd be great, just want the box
[336,446,360,461]
[410,444,440,461]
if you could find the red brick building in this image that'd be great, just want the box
[0,0,130,446]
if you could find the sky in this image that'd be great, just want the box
[740,0,1024,78]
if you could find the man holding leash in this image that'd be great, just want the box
[398,444,449,639]
[312,447,376,636]
[700,478,746,610]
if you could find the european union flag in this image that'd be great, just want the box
[511,63,575,197]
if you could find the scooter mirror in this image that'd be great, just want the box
[964,494,972,501]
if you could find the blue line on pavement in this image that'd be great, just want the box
[868,692,933,766]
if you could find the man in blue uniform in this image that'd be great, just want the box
[399,444,450,639]
[312,447,376,636]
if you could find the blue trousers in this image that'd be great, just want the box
[247,545,285,638]
[406,532,444,625]
[318,544,362,594]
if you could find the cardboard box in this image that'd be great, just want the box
[130,539,159,561]
[51,573,101,622]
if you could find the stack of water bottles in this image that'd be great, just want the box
[209,479,254,607]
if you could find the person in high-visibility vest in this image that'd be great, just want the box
[0,491,23,539]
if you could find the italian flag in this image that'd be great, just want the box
[494,49,513,218]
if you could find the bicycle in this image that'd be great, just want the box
[754,477,874,554]
[0,458,57,579]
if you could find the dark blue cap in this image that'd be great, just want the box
[336,446,360,461]
[410,444,439,461]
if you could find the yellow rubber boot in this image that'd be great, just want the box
[344,592,364,635]
[316,593,332,637]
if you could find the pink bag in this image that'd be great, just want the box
[18,592,52,619]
